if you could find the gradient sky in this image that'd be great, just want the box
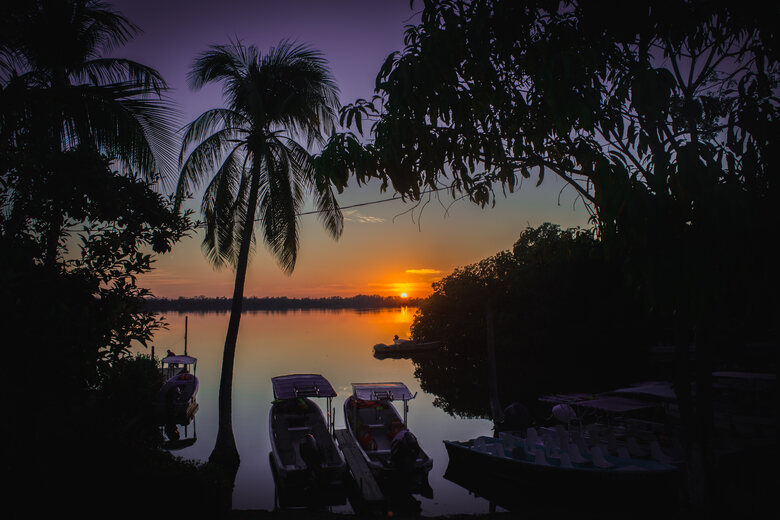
[111,0,591,298]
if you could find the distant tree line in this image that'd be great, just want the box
[144,294,423,312]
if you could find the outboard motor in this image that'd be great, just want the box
[299,433,324,480]
[390,430,421,474]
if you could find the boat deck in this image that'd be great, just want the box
[271,400,342,469]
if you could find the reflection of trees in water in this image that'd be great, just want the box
[411,224,657,421]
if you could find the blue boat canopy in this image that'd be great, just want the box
[352,382,414,401]
[162,355,197,365]
[272,374,337,400]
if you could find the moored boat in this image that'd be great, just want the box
[444,433,680,512]
[343,382,433,495]
[153,355,199,426]
[373,339,441,358]
[269,373,347,503]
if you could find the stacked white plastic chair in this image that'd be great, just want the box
[627,436,649,457]
[650,439,673,463]
[591,446,615,468]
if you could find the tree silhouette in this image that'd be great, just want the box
[1,0,177,266]
[318,1,777,513]
[177,39,342,490]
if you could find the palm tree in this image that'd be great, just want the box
[1,1,177,265]
[176,40,342,476]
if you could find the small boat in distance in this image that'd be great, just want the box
[269,374,347,506]
[154,354,199,426]
[373,336,442,358]
[343,382,433,495]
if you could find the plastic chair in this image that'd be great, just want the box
[567,442,588,464]
[498,431,516,450]
[525,427,539,451]
[559,451,573,468]
[576,435,591,456]
[591,446,615,468]
[554,424,569,444]
[607,432,619,455]
[534,447,549,466]
[541,432,559,450]
[627,436,649,457]
[650,440,673,463]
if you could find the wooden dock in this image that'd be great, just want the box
[334,429,384,503]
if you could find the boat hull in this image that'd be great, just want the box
[443,439,681,512]
[373,341,441,358]
[343,397,433,496]
[153,373,199,425]
[269,398,347,499]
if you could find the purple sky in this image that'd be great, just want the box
[109,0,590,298]
[113,0,419,123]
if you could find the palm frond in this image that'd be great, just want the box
[33,81,176,186]
[201,149,247,268]
[179,108,249,165]
[188,40,254,91]
[71,58,168,94]
[181,38,342,275]
[177,129,245,208]
[257,142,306,274]
[279,136,343,240]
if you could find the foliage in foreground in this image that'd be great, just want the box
[410,223,653,419]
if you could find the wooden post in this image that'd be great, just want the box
[184,315,188,356]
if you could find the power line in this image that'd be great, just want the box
[296,187,446,217]
[192,186,449,226]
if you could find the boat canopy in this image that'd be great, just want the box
[162,355,197,365]
[576,396,659,413]
[272,374,337,400]
[609,381,677,401]
[352,382,414,401]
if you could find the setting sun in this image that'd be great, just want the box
[400,292,408,298]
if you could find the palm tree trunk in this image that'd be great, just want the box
[208,164,262,506]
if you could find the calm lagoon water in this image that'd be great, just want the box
[148,308,495,514]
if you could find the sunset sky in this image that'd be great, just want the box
[113,0,591,298]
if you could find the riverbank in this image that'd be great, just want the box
[232,513,515,519]
[230,508,690,519]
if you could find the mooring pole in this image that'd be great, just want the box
[184,315,188,356]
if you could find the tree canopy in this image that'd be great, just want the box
[319,0,778,341]
[410,223,651,418]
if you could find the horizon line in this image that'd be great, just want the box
[146,293,425,300]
